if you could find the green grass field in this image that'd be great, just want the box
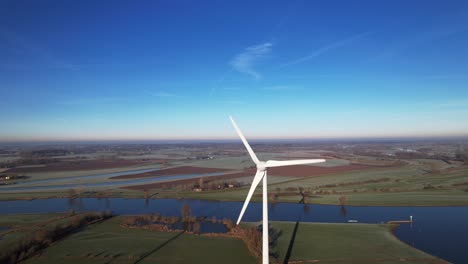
[22,216,256,264]
[269,221,447,264]
[0,213,73,255]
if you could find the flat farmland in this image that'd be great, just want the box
[111,166,231,180]
[7,159,156,174]
[155,164,468,206]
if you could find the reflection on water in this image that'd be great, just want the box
[340,205,347,217]
[0,226,10,240]
[105,197,110,209]
[0,198,467,263]
[67,197,84,211]
[303,204,311,215]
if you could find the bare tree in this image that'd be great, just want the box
[270,193,278,203]
[199,177,204,188]
[430,162,441,174]
[181,203,192,221]
[193,221,201,234]
[338,195,348,206]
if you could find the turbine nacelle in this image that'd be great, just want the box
[257,161,267,172]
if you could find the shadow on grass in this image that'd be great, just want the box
[282,197,305,264]
[133,230,185,264]
[282,220,299,264]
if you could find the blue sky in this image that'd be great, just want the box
[1,1,468,141]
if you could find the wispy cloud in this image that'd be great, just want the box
[370,26,468,62]
[281,32,372,67]
[230,42,273,80]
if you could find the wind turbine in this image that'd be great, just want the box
[230,116,325,264]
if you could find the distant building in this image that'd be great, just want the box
[0,175,12,180]
[195,156,214,160]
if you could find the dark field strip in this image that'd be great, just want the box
[111,166,231,180]
[7,160,160,173]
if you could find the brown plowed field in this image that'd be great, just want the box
[268,164,374,177]
[123,169,255,190]
[123,164,375,191]
[7,159,161,173]
[111,166,231,180]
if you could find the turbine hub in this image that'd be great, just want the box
[257,161,267,172]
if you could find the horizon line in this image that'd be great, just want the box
[1,134,468,144]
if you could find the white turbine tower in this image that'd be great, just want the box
[230,116,325,264]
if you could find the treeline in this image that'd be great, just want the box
[230,225,282,263]
[318,177,391,188]
[0,211,112,264]
[121,212,236,234]
[234,227,262,260]
[122,214,180,226]
[0,158,59,168]
[393,151,468,163]
[20,149,70,158]
[351,149,468,163]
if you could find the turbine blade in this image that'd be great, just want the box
[229,116,260,165]
[236,169,265,225]
[265,159,325,168]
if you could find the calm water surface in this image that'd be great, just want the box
[0,198,466,263]
[0,226,9,240]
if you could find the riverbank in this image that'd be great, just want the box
[1,188,468,207]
